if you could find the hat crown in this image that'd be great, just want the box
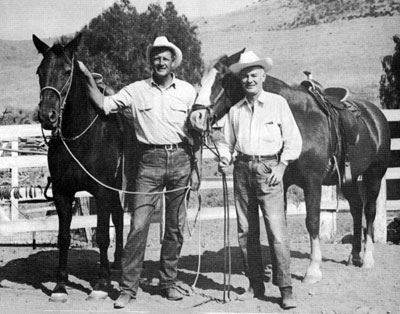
[237,51,262,64]
[152,36,170,46]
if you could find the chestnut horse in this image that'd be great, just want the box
[33,33,138,302]
[190,50,390,283]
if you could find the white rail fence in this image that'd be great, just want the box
[0,109,399,243]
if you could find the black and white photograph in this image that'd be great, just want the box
[0,1,399,313]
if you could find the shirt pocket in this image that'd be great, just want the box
[169,102,188,123]
[138,96,154,112]
[262,120,282,143]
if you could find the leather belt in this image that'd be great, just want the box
[236,152,278,162]
[139,142,185,151]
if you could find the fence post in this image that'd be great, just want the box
[374,177,387,243]
[11,140,19,221]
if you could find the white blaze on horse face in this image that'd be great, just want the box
[189,67,219,132]
[196,67,218,107]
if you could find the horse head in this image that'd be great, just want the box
[33,33,82,131]
[189,48,246,133]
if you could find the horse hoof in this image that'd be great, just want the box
[87,290,108,300]
[302,270,322,284]
[49,293,68,303]
[362,259,374,269]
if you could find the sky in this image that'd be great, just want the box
[0,0,257,41]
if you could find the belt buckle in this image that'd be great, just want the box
[254,155,262,162]
[165,144,175,151]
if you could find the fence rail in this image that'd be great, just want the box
[0,108,399,242]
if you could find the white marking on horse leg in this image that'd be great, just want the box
[303,236,322,284]
[363,234,375,269]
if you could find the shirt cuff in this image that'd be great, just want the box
[102,97,112,115]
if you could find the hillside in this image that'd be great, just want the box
[0,1,399,112]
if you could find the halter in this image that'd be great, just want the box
[39,55,99,141]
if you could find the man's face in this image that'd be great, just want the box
[150,48,175,79]
[239,66,266,97]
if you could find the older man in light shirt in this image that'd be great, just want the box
[218,51,302,310]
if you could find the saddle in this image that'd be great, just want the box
[301,72,361,186]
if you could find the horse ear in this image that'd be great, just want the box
[66,32,82,53]
[227,48,246,66]
[32,34,49,55]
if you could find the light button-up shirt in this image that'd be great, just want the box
[218,90,302,164]
[103,75,197,145]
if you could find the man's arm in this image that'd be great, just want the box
[78,61,105,111]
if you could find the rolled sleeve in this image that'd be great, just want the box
[217,112,235,162]
[103,87,133,115]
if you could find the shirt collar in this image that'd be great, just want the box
[150,73,176,89]
[240,90,267,108]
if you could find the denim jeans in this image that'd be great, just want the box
[233,158,292,287]
[119,146,191,297]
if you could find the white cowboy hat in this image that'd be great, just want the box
[229,51,273,74]
[146,36,183,68]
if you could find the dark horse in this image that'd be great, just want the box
[33,33,137,301]
[190,50,391,283]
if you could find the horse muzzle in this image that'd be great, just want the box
[189,108,211,133]
[38,106,60,130]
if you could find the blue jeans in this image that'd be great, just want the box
[233,158,292,287]
[119,146,191,297]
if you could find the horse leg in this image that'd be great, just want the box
[110,192,124,270]
[342,184,364,267]
[50,193,74,303]
[88,199,111,300]
[302,181,323,284]
[361,171,384,269]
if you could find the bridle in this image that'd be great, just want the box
[39,54,99,142]
[191,70,226,135]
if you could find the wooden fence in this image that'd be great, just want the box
[0,109,399,243]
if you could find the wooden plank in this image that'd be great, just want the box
[391,138,400,150]
[0,155,48,169]
[0,124,50,141]
[386,167,400,180]
[375,178,387,243]
[387,200,400,211]
[11,141,18,221]
[383,109,400,122]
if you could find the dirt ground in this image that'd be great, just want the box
[0,212,399,314]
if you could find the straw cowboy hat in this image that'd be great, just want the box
[146,36,183,68]
[229,51,273,74]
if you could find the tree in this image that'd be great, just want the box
[380,35,400,109]
[77,0,204,90]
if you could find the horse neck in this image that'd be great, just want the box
[61,65,98,138]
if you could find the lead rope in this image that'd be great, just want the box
[204,136,231,302]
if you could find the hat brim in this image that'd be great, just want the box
[146,43,183,68]
[229,58,273,74]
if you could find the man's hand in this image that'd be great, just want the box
[218,157,230,174]
[266,162,287,186]
[78,61,92,79]
[189,168,200,191]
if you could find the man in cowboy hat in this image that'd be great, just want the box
[79,36,201,308]
[217,51,302,309]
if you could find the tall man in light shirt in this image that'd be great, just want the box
[218,51,302,310]
[79,36,200,308]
